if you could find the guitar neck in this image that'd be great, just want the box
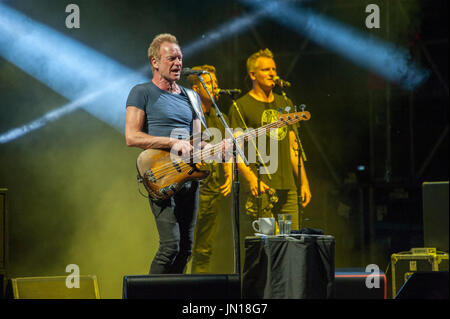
[236,122,281,144]
[195,111,310,161]
[236,111,310,143]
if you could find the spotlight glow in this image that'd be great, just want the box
[183,8,268,57]
[0,78,134,144]
[0,3,148,142]
[241,0,430,90]
[0,4,264,143]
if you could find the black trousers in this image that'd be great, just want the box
[148,181,199,274]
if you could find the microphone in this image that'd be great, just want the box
[215,88,242,96]
[273,76,291,88]
[181,67,208,76]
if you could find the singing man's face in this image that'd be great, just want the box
[250,57,277,90]
[153,41,183,82]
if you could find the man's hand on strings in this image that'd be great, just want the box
[200,139,233,163]
[171,139,193,162]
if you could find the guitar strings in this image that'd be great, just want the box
[149,116,303,181]
[150,117,301,180]
[149,122,279,180]
[150,120,284,179]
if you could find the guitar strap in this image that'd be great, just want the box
[184,88,210,138]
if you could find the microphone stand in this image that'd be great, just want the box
[197,74,249,277]
[280,88,308,230]
[230,99,272,221]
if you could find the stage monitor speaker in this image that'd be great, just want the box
[123,274,240,299]
[422,181,449,252]
[395,271,448,299]
[10,275,100,299]
[0,188,8,273]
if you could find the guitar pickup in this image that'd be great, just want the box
[145,169,156,183]
[172,159,182,172]
[187,166,197,175]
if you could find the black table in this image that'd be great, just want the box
[242,234,335,299]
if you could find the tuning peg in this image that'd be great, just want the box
[300,104,306,111]
[284,106,291,113]
[277,107,283,113]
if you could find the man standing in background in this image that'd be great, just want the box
[228,48,312,237]
[188,65,233,273]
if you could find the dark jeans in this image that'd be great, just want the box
[148,181,199,274]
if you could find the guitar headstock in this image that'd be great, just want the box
[277,111,311,124]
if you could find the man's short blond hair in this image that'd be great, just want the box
[187,65,217,87]
[246,48,274,73]
[147,33,179,71]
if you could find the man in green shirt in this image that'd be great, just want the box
[228,48,312,233]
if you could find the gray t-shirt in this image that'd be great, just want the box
[126,81,199,138]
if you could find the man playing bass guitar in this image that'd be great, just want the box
[125,34,230,274]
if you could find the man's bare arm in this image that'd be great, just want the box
[125,106,176,150]
[289,130,311,207]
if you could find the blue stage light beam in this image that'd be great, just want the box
[0,3,148,141]
[240,0,429,90]
[0,78,134,144]
[0,4,265,144]
[183,7,269,57]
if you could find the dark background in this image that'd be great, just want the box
[0,0,448,298]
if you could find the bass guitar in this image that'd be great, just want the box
[137,111,310,200]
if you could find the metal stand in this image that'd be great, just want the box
[197,74,248,275]
[229,98,272,220]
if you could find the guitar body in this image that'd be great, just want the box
[137,148,209,200]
